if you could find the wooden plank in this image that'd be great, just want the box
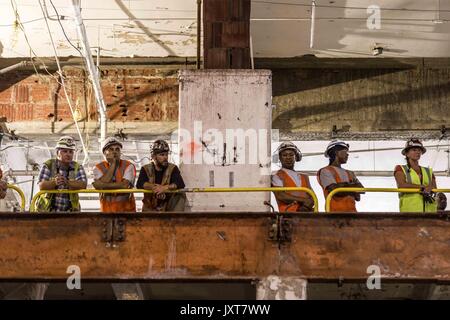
[0,213,450,281]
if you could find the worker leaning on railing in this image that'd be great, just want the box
[317,140,364,213]
[394,139,437,212]
[271,142,315,212]
[92,137,136,213]
[35,136,87,212]
[136,140,186,212]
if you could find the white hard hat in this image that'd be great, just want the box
[324,140,349,158]
[276,142,302,162]
[101,137,123,154]
[401,138,426,155]
[55,136,76,151]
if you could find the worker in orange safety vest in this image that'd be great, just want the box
[317,140,364,212]
[271,142,315,212]
[93,137,136,212]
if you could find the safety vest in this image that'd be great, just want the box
[142,162,176,212]
[317,166,357,213]
[35,159,81,212]
[95,160,136,213]
[398,165,437,212]
[273,169,312,212]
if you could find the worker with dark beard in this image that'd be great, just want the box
[136,140,186,211]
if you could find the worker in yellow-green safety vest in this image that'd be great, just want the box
[36,136,88,212]
[394,138,437,212]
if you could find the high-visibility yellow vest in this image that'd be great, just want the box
[35,159,81,212]
[399,165,437,212]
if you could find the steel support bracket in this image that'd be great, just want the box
[102,218,126,244]
[268,214,291,243]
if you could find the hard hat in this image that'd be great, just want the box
[324,140,349,158]
[101,137,123,154]
[55,136,76,151]
[151,140,170,155]
[401,138,426,155]
[276,142,302,162]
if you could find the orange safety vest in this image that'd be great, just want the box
[317,166,357,213]
[274,169,311,212]
[95,160,136,213]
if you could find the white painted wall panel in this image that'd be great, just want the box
[178,70,272,212]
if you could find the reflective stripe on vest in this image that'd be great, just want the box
[274,169,309,212]
[399,165,437,213]
[402,165,431,186]
[96,160,134,202]
[317,166,356,213]
[35,159,81,212]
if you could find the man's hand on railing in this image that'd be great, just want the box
[54,174,67,187]
[152,184,168,195]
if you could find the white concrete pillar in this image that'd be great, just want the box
[256,276,307,300]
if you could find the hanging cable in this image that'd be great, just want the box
[39,0,89,165]
[48,0,85,58]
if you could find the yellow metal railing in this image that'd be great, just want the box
[30,187,319,213]
[325,187,450,212]
[6,184,26,211]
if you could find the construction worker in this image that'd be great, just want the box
[36,136,87,212]
[394,138,437,212]
[317,140,364,212]
[93,137,136,212]
[271,142,315,212]
[136,140,186,211]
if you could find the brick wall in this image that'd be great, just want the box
[0,66,180,123]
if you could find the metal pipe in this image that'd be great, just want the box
[0,61,31,74]
[250,35,255,69]
[3,169,450,178]
[7,185,26,211]
[196,0,202,69]
[325,187,450,212]
[30,187,319,213]
[71,0,107,144]
[96,48,100,76]
[310,0,316,48]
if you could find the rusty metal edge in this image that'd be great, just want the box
[1,211,450,220]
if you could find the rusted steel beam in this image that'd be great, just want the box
[0,212,450,281]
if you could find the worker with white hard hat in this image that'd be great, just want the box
[36,136,87,212]
[394,138,437,212]
[317,140,364,212]
[93,137,136,212]
[271,142,315,212]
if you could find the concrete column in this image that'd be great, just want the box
[256,276,307,300]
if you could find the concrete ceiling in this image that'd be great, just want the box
[0,0,449,59]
